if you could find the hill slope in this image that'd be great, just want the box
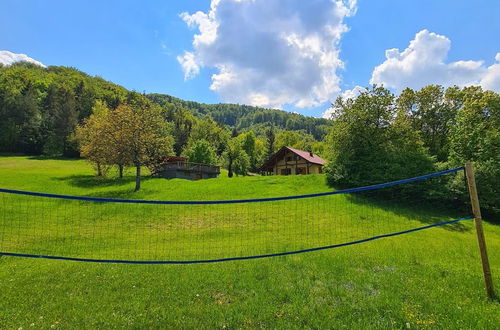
[0,63,330,157]
[0,155,498,328]
[147,93,330,139]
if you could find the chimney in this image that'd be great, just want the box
[309,152,313,157]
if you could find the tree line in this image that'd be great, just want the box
[147,93,331,140]
[0,62,497,217]
[76,94,324,189]
[0,62,325,159]
[324,85,499,219]
[0,63,128,156]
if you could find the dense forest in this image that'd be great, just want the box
[0,63,128,156]
[324,85,499,218]
[0,62,329,157]
[147,93,330,140]
[0,62,498,217]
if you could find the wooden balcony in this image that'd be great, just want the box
[151,161,220,180]
[157,161,220,174]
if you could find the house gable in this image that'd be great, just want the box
[260,146,326,175]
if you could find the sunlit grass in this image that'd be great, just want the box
[0,155,498,328]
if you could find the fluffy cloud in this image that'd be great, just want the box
[177,51,200,79]
[480,53,500,92]
[0,50,45,67]
[321,85,364,119]
[370,30,500,93]
[178,0,357,109]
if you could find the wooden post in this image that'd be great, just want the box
[464,162,495,299]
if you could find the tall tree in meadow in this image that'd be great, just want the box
[107,102,173,191]
[223,138,249,177]
[75,100,112,176]
[233,148,250,176]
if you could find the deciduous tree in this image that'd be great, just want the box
[223,138,249,177]
[183,139,217,165]
[325,85,434,188]
[107,102,173,191]
[75,100,112,176]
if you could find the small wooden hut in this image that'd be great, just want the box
[151,156,220,180]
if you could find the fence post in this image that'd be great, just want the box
[464,162,495,299]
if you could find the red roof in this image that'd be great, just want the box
[285,147,326,165]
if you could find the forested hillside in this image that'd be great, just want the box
[0,62,498,217]
[147,93,330,140]
[0,62,329,158]
[0,63,129,156]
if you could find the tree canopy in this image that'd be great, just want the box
[1,63,497,217]
[325,85,499,218]
[76,97,173,191]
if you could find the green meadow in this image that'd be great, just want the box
[0,155,499,328]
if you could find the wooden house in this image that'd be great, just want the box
[260,146,326,175]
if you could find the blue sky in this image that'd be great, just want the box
[1,0,499,117]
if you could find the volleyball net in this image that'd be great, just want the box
[0,167,474,264]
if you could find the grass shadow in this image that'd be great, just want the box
[82,187,159,200]
[53,174,146,189]
[26,155,81,162]
[344,192,473,233]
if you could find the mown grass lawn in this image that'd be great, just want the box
[0,155,499,328]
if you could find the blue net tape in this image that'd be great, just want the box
[0,166,469,264]
[0,166,464,205]
[0,216,474,264]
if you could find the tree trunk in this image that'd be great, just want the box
[135,165,141,191]
[118,164,124,178]
[228,158,233,178]
[97,162,102,176]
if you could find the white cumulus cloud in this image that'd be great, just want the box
[177,51,200,80]
[480,53,500,92]
[0,50,45,67]
[370,30,500,93]
[178,0,357,109]
[321,85,364,119]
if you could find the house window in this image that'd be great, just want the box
[286,156,292,162]
[296,167,305,175]
[281,168,291,175]
[296,155,301,160]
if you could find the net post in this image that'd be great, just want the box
[464,162,495,299]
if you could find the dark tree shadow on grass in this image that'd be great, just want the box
[53,174,146,189]
[344,192,473,233]
[83,189,154,200]
[27,155,81,162]
[52,174,157,201]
